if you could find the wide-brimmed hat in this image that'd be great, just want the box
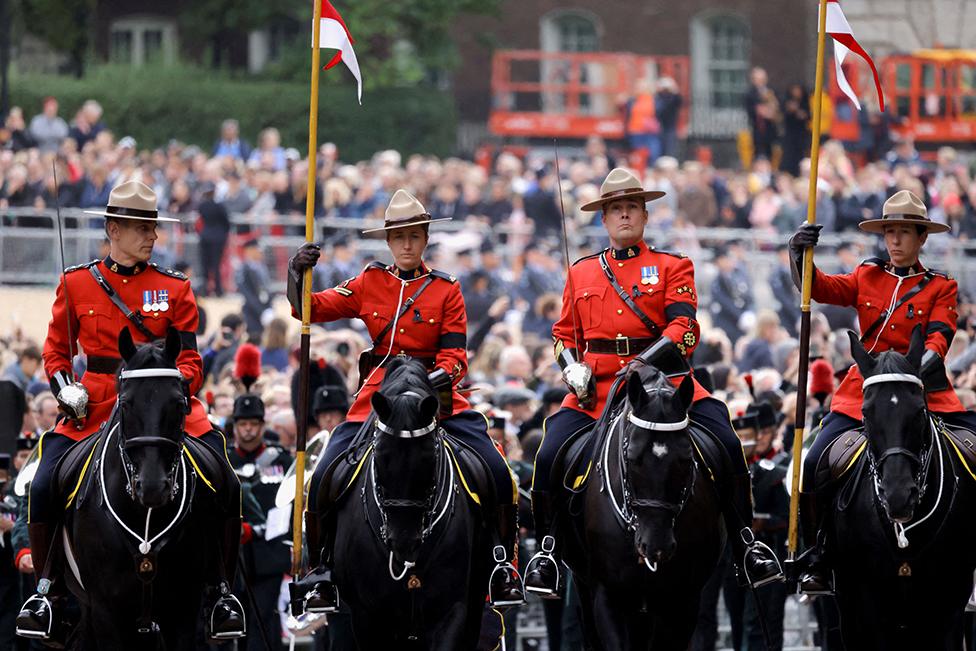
[361,189,450,234]
[858,189,949,234]
[580,167,666,212]
[83,180,179,222]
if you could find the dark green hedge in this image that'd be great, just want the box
[10,65,457,160]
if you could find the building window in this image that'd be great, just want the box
[690,12,751,136]
[109,17,177,66]
[539,11,602,114]
[555,14,599,53]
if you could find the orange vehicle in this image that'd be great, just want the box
[829,48,976,147]
[488,50,690,140]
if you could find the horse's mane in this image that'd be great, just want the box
[634,363,672,393]
[380,357,436,405]
[124,338,171,370]
[872,349,916,376]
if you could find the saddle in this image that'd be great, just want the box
[940,423,976,482]
[56,433,104,510]
[814,428,867,490]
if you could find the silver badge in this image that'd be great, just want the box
[159,302,169,312]
[150,303,159,312]
[649,276,660,285]
[142,303,152,312]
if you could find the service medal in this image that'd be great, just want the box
[142,290,153,313]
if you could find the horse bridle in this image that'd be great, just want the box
[116,367,188,500]
[861,372,940,546]
[370,391,446,549]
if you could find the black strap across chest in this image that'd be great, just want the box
[598,253,661,339]
[372,276,436,346]
[87,266,156,340]
[860,273,934,344]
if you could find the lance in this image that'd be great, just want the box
[552,140,583,356]
[53,161,77,381]
[787,0,829,564]
[292,0,324,578]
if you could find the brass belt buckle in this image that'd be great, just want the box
[615,335,630,356]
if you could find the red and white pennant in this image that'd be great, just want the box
[826,0,884,111]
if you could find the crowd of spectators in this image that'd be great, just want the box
[3,92,976,648]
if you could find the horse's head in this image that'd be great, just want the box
[371,357,441,565]
[849,327,928,523]
[117,326,190,509]
[623,366,696,566]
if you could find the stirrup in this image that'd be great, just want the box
[15,595,53,639]
[209,593,247,640]
[524,535,561,597]
[305,581,340,615]
[488,545,525,608]
[739,528,785,589]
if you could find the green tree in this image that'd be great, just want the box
[18,0,95,77]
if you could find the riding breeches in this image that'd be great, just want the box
[29,429,230,523]
[307,410,516,512]
[802,409,976,492]
[533,397,750,492]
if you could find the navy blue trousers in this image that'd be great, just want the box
[29,429,228,523]
[307,410,514,512]
[801,409,976,492]
[533,397,750,491]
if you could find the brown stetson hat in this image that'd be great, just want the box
[580,167,666,212]
[83,180,179,222]
[858,189,949,234]
[361,189,450,234]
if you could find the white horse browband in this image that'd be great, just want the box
[119,369,184,381]
[627,413,690,432]
[862,373,923,389]
[375,418,438,438]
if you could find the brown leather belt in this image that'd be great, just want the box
[87,356,123,374]
[587,337,656,357]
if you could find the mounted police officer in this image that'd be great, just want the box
[227,394,293,651]
[16,181,245,641]
[792,189,976,594]
[524,168,783,597]
[288,189,524,612]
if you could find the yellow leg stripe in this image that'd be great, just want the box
[64,444,99,510]
[572,461,592,490]
[183,446,217,493]
[690,438,716,482]
[945,435,976,482]
[345,444,373,491]
[444,441,481,506]
[843,442,867,474]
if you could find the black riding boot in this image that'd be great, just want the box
[727,473,784,588]
[523,490,563,599]
[797,490,834,595]
[488,503,525,609]
[297,510,339,615]
[208,517,246,640]
[16,522,67,646]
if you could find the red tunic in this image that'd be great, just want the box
[811,258,963,420]
[553,241,710,418]
[299,262,469,422]
[44,258,211,441]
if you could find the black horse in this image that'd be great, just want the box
[828,329,976,650]
[62,327,238,649]
[322,358,492,649]
[560,365,726,650]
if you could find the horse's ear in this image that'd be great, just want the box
[906,324,924,370]
[673,373,695,412]
[371,392,392,423]
[419,395,439,424]
[119,327,137,362]
[626,372,647,411]
[847,330,875,376]
[164,327,182,363]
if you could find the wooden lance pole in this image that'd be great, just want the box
[292,0,324,578]
[787,0,829,562]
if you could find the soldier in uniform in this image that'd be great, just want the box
[16,181,245,641]
[524,168,782,597]
[227,394,294,651]
[733,402,790,651]
[288,189,524,611]
[791,189,976,594]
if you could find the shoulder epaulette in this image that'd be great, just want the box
[651,247,687,259]
[926,268,951,280]
[366,261,387,272]
[64,259,98,274]
[571,250,605,266]
[149,263,188,280]
[430,269,457,284]
[861,257,886,267]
